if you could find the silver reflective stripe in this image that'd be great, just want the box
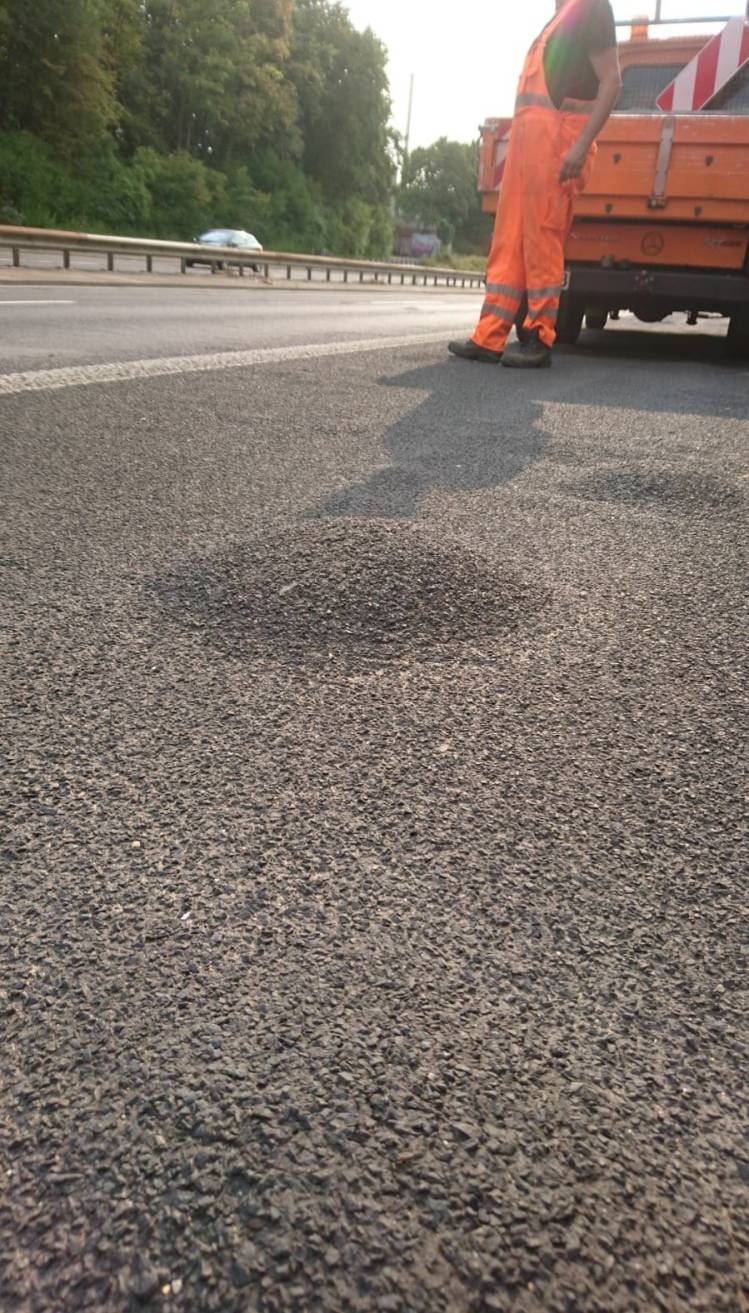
[528,307,558,324]
[515,91,555,111]
[560,97,594,115]
[485,282,523,299]
[527,284,563,301]
[480,302,516,322]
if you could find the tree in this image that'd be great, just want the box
[0,4,10,66]
[119,0,297,162]
[102,0,145,120]
[0,0,399,256]
[288,0,393,204]
[0,0,117,156]
[399,137,490,250]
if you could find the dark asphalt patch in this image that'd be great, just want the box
[571,471,743,513]
[153,520,542,669]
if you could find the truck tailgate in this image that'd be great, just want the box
[578,113,749,223]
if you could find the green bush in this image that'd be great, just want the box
[422,251,486,273]
[0,131,82,228]
[0,128,393,258]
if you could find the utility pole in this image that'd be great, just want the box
[402,74,415,183]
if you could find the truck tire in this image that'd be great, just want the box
[555,292,585,346]
[727,312,749,359]
[585,309,608,332]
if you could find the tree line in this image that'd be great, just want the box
[0,0,490,257]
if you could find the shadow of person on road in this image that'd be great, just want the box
[313,325,746,523]
[313,360,550,521]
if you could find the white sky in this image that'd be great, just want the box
[343,0,744,147]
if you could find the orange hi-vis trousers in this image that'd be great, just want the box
[472,102,596,354]
[471,0,599,355]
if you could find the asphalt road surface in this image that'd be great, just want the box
[1,286,747,1313]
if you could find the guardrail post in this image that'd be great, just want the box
[63,250,70,270]
[307,266,312,281]
[107,252,115,272]
[359,271,364,284]
[263,263,269,279]
[146,254,153,274]
[326,268,331,282]
[180,258,187,274]
[287,265,292,279]
[343,270,348,283]
[400,273,405,285]
[12,246,20,268]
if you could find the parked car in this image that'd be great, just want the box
[186,229,263,272]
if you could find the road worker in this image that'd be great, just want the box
[449,0,622,369]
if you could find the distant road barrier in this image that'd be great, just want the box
[0,225,486,290]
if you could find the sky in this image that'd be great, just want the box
[343,0,744,148]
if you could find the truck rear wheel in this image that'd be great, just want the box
[555,292,584,346]
[727,312,749,359]
[585,309,608,332]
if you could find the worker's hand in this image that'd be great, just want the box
[559,141,588,182]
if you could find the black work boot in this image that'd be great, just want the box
[501,328,552,369]
[447,339,503,364]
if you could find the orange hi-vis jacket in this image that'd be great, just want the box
[472,3,598,352]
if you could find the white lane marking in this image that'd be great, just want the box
[0,299,76,306]
[0,331,454,397]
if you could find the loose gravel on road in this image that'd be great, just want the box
[1,327,748,1313]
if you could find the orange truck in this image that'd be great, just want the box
[478,11,749,355]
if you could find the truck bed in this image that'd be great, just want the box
[478,111,749,273]
[479,114,749,226]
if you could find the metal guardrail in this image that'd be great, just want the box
[0,225,486,290]
[615,13,740,23]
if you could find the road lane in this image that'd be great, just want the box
[1,295,747,1313]
[0,285,478,373]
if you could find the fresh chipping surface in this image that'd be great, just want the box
[1,294,748,1313]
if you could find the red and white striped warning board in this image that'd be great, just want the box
[656,16,749,112]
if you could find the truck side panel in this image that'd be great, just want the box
[567,221,747,269]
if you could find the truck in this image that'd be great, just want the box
[477,10,749,356]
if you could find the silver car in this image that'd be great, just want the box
[187,228,263,272]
